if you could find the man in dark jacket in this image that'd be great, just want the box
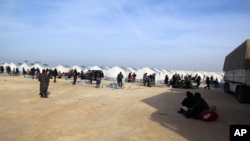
[38,69,50,98]
[72,69,78,85]
[204,76,210,89]
[117,72,124,88]
[53,68,58,83]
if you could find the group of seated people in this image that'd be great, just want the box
[178,91,218,121]
[169,74,194,89]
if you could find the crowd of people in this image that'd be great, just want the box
[168,73,199,88]
[142,73,156,87]
[1,66,220,122]
[0,66,20,75]
[1,66,221,100]
[0,66,64,80]
[64,69,104,88]
[165,73,220,89]
[116,72,138,88]
[1,65,220,89]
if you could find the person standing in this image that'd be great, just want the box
[132,72,136,82]
[164,75,169,85]
[38,69,50,98]
[31,67,35,79]
[72,69,78,85]
[147,74,152,87]
[90,70,95,85]
[196,76,201,88]
[53,68,58,83]
[204,76,210,89]
[128,72,132,82]
[117,72,124,88]
[143,73,147,86]
[96,71,101,88]
[80,70,84,79]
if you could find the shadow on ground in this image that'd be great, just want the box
[141,87,250,141]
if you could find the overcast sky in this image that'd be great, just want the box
[1,0,250,71]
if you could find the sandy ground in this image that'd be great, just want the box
[0,76,250,141]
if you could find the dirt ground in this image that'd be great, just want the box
[0,76,249,141]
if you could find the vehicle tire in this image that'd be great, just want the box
[246,86,250,103]
[237,86,246,103]
[224,83,229,93]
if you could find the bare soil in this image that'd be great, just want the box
[0,76,249,141]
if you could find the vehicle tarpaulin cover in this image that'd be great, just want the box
[223,39,250,71]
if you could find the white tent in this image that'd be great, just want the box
[100,66,109,77]
[42,64,51,69]
[189,71,204,78]
[205,72,224,83]
[170,70,187,79]
[161,69,174,83]
[55,65,70,73]
[0,62,9,73]
[82,65,103,73]
[18,62,30,72]
[123,67,136,80]
[8,62,16,67]
[31,63,43,71]
[89,65,102,70]
[161,69,174,77]
[71,65,83,72]
[8,62,17,71]
[126,67,137,73]
[105,66,126,81]
[135,67,156,80]
[152,68,165,81]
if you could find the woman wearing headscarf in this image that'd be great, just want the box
[178,91,195,114]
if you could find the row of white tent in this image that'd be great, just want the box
[1,62,224,83]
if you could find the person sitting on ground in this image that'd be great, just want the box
[178,91,195,114]
[186,92,209,119]
[184,75,192,88]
